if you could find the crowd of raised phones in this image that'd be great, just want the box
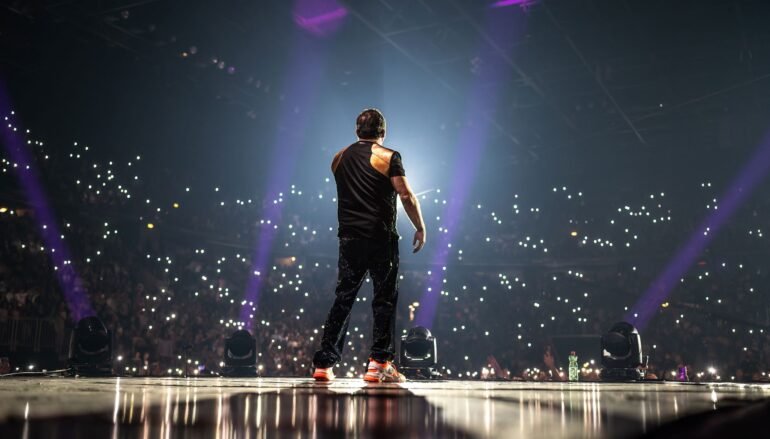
[2,114,770,381]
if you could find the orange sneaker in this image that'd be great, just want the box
[364,358,406,383]
[313,367,335,381]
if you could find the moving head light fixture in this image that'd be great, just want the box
[600,321,647,381]
[222,329,258,377]
[399,326,441,380]
[68,316,113,376]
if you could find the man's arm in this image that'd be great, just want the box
[331,147,348,173]
[391,176,426,253]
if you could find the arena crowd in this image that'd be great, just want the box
[2,111,769,382]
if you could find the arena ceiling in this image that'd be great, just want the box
[2,0,770,182]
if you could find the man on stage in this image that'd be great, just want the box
[312,108,426,382]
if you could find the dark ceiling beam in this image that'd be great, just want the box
[633,71,770,124]
[79,0,168,19]
[542,1,646,145]
[340,0,528,152]
[1,3,34,19]
[382,17,466,38]
[416,0,434,15]
[45,5,144,57]
[447,0,576,132]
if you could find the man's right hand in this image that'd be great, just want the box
[413,229,425,253]
[391,176,427,252]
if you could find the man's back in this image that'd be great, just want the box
[332,140,405,239]
[312,109,425,383]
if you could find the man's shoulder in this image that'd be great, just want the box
[332,145,352,173]
[369,144,402,177]
[333,146,349,159]
[372,144,399,161]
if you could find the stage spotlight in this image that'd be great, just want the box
[68,316,113,376]
[399,326,441,379]
[222,329,258,377]
[600,321,646,381]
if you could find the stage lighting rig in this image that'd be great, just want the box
[68,316,113,376]
[399,326,441,380]
[600,322,647,381]
[222,329,258,377]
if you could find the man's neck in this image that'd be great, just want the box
[358,137,384,145]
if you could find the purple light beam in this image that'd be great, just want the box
[414,91,498,329]
[415,9,526,328]
[239,36,326,329]
[293,0,347,37]
[491,0,538,8]
[628,130,770,329]
[0,89,94,321]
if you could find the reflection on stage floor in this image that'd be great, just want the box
[0,377,769,438]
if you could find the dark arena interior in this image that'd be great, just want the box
[3,1,770,438]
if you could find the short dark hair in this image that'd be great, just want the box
[356,108,386,139]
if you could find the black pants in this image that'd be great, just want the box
[313,236,399,368]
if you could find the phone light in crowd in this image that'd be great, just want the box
[146,223,154,229]
[570,230,578,237]
[0,206,7,213]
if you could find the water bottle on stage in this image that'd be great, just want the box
[568,351,579,382]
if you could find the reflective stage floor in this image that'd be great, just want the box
[1,377,770,438]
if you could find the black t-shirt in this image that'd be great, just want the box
[334,141,406,239]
